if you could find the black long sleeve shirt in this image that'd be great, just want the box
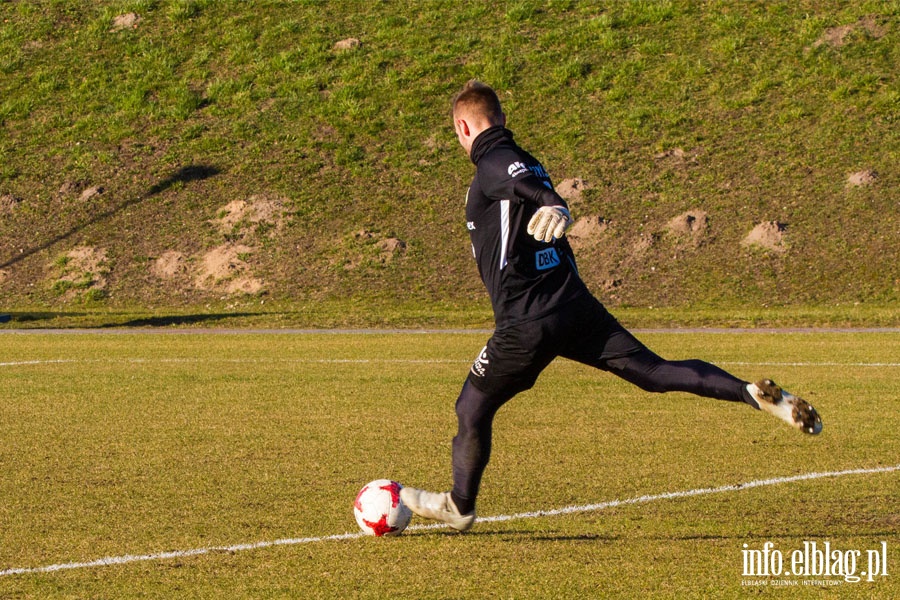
[464,126,589,329]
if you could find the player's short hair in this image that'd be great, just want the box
[451,80,504,125]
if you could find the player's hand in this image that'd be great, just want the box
[527,206,572,243]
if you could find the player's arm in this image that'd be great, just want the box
[514,177,572,243]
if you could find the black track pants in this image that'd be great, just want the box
[450,295,751,510]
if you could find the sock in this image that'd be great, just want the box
[450,491,475,515]
[741,383,760,410]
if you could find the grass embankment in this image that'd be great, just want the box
[0,1,897,327]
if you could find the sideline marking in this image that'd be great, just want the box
[1,464,897,578]
[0,359,80,367]
[723,361,900,368]
[2,357,899,368]
[1,327,898,335]
[0,358,467,367]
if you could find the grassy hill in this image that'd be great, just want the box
[0,1,897,328]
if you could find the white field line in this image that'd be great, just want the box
[723,361,900,368]
[0,358,466,367]
[0,359,81,367]
[1,464,897,578]
[2,358,899,368]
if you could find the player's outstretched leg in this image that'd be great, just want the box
[399,487,476,531]
[747,379,823,434]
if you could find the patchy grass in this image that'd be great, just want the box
[0,1,897,325]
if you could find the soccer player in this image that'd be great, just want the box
[400,80,822,532]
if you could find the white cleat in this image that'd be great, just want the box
[748,379,823,435]
[399,487,476,532]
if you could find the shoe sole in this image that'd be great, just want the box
[755,379,823,435]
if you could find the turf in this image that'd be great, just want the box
[0,330,897,598]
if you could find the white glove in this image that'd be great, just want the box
[527,206,572,243]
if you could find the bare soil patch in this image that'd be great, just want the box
[57,181,87,197]
[49,246,110,298]
[742,221,787,253]
[631,233,655,255]
[333,37,361,51]
[666,211,709,247]
[342,230,407,269]
[79,186,104,202]
[654,147,702,164]
[151,251,187,280]
[378,237,407,258]
[211,194,286,239]
[666,211,707,235]
[194,243,262,294]
[567,216,610,250]
[1,194,22,213]
[556,178,590,205]
[111,13,141,32]
[846,170,878,187]
[811,15,887,49]
[147,195,287,295]
[655,147,686,161]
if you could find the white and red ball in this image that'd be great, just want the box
[353,479,412,537]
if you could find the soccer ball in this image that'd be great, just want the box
[353,479,412,537]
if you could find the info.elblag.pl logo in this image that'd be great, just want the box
[742,541,889,587]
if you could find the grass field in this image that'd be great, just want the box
[0,330,897,598]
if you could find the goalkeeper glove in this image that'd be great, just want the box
[527,206,572,243]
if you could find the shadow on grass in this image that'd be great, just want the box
[147,164,220,195]
[404,529,620,541]
[431,529,900,542]
[405,528,899,544]
[107,313,261,328]
[1,311,90,323]
[0,311,262,329]
[0,164,221,270]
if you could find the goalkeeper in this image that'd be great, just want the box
[401,80,822,532]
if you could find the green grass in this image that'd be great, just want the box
[0,1,897,320]
[1,331,897,598]
[1,297,898,330]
